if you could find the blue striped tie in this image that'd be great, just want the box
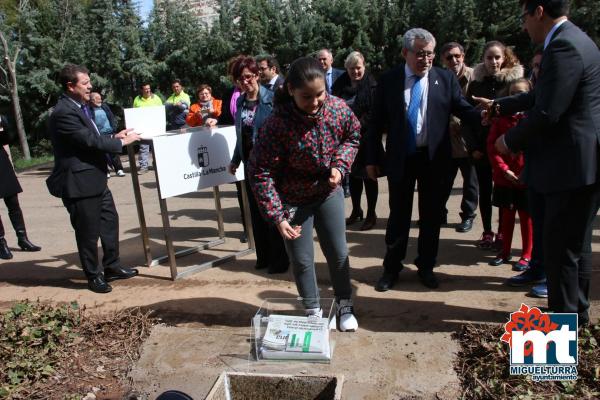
[406,76,423,154]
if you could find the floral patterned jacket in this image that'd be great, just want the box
[248,94,360,225]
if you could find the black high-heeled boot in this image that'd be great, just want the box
[346,209,364,225]
[0,237,13,259]
[16,231,41,252]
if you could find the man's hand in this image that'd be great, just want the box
[117,129,141,146]
[472,150,484,160]
[228,162,238,175]
[366,165,380,181]
[328,167,342,188]
[471,96,493,109]
[495,135,510,155]
[277,220,302,240]
[114,128,134,139]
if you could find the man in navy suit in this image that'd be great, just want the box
[366,28,481,290]
[47,64,141,293]
[492,0,600,325]
[317,49,344,94]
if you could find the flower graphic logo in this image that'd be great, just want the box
[501,303,559,357]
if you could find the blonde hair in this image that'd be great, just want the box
[344,51,365,69]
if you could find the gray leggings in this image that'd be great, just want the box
[285,188,352,309]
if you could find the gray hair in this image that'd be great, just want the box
[344,51,365,69]
[402,28,436,51]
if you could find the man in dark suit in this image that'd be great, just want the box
[47,64,141,293]
[366,28,481,290]
[316,49,344,94]
[492,0,600,325]
[257,55,285,91]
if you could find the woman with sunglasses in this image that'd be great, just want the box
[228,56,288,274]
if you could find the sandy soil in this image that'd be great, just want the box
[1,157,598,399]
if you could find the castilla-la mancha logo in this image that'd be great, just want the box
[501,303,578,381]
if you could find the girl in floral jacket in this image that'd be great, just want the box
[248,57,360,331]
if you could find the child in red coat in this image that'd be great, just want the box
[487,78,533,271]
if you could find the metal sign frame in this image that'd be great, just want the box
[126,138,255,280]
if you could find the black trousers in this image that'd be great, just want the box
[527,188,546,274]
[0,194,26,237]
[62,188,121,279]
[474,160,493,232]
[443,157,478,220]
[349,175,378,216]
[542,181,600,324]
[107,153,123,172]
[383,150,448,272]
[243,177,289,272]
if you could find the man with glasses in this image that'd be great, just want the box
[440,42,478,233]
[491,0,600,326]
[367,28,481,291]
[256,55,284,91]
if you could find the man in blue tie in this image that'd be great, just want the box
[366,28,481,290]
[316,49,344,94]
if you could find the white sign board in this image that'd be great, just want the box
[152,126,244,199]
[124,106,166,139]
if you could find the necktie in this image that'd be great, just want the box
[406,76,423,154]
[82,104,92,119]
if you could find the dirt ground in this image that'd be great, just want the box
[1,156,598,399]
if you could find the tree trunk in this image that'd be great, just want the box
[0,31,31,160]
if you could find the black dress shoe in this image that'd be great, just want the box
[239,234,248,244]
[417,270,439,289]
[489,256,510,266]
[456,217,474,233]
[104,267,139,282]
[346,209,364,225]
[375,271,399,292]
[267,266,289,274]
[0,238,13,260]
[88,276,112,293]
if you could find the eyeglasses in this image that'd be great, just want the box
[519,11,529,23]
[412,50,435,60]
[237,74,256,83]
[445,53,463,61]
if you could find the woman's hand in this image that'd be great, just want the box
[205,118,218,127]
[228,162,238,175]
[504,169,519,183]
[277,220,302,240]
[329,167,342,188]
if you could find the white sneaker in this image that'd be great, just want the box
[116,170,126,177]
[336,299,358,332]
[305,307,322,319]
[106,172,111,178]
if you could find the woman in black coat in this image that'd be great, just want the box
[332,51,379,230]
[0,115,41,259]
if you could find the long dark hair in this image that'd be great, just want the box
[274,57,325,106]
